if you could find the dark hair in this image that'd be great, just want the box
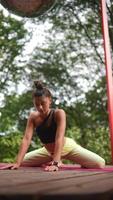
[33,80,52,98]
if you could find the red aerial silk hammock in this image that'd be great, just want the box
[101,0,113,163]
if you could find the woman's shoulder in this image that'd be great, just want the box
[28,111,40,120]
[54,108,66,118]
[54,108,65,113]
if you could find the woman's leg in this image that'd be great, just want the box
[21,147,52,167]
[62,138,105,168]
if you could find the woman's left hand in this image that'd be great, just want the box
[44,165,59,172]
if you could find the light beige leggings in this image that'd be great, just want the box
[22,137,105,168]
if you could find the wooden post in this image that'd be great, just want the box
[101,0,113,163]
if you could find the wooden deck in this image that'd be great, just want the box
[0,166,113,200]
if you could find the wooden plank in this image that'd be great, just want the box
[0,169,100,189]
[0,169,113,200]
[0,170,112,194]
[45,173,113,195]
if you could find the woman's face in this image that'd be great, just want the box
[33,96,52,115]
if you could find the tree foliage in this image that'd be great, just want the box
[24,0,107,103]
[0,10,28,93]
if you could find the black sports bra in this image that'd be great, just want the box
[35,109,57,144]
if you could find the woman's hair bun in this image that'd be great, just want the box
[34,80,44,90]
[33,80,52,98]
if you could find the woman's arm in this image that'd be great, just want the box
[11,113,34,169]
[53,109,66,162]
[45,109,66,171]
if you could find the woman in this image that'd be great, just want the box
[11,81,105,171]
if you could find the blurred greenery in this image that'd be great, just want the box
[0,0,113,165]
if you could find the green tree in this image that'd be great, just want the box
[65,77,111,163]
[0,10,28,93]
[0,91,32,133]
[24,0,106,102]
